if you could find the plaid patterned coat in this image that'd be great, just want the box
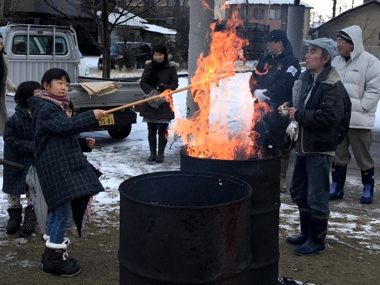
[28,96,104,210]
[2,105,34,195]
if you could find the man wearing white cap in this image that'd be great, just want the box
[330,25,380,204]
[280,38,350,255]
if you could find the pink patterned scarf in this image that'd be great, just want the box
[36,90,70,110]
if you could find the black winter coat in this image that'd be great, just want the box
[140,60,178,120]
[251,42,301,146]
[28,96,104,210]
[2,106,34,195]
[292,66,350,153]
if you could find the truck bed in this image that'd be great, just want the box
[69,81,144,109]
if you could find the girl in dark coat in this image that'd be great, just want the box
[28,68,107,277]
[3,81,42,236]
[140,44,178,163]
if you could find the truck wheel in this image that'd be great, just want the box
[108,124,132,139]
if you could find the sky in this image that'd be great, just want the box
[305,0,362,21]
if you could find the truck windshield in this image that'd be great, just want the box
[13,35,68,55]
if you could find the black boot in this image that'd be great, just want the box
[360,167,374,204]
[286,209,311,244]
[42,240,81,276]
[155,134,167,163]
[19,205,37,237]
[6,207,22,234]
[41,235,78,265]
[147,134,157,162]
[329,164,347,200]
[294,215,328,256]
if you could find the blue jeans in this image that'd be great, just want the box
[290,154,333,217]
[45,201,72,244]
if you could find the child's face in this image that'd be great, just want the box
[34,89,41,96]
[43,77,69,96]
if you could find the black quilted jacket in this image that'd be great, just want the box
[28,96,104,210]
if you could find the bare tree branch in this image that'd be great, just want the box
[41,0,166,78]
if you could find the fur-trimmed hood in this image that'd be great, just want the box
[144,60,178,68]
[298,66,341,87]
[319,66,341,86]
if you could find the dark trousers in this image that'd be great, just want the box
[147,123,169,154]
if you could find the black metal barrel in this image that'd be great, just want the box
[180,148,281,285]
[118,171,252,285]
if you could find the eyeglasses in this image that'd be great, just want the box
[335,39,345,44]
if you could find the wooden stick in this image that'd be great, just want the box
[105,73,234,114]
[0,158,24,170]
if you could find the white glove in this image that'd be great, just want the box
[286,120,299,141]
[254,89,269,102]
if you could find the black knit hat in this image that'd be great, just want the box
[337,31,353,45]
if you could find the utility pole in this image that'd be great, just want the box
[0,0,4,20]
[245,0,249,28]
[287,1,304,61]
[101,0,111,78]
[187,0,214,117]
[333,0,337,17]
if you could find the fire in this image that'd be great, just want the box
[201,0,213,10]
[253,63,270,76]
[171,11,271,160]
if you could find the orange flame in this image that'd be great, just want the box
[171,11,271,160]
[201,0,213,10]
[253,63,270,76]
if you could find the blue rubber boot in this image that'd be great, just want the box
[329,164,347,200]
[286,209,311,245]
[360,168,374,204]
[294,215,328,256]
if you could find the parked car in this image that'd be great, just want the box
[98,41,151,70]
[76,48,90,76]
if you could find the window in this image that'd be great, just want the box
[12,35,68,55]
[269,9,281,20]
[253,9,264,20]
[238,8,245,20]
[147,0,159,6]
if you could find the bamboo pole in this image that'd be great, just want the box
[0,158,24,170]
[105,73,235,114]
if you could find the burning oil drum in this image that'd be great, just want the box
[118,171,252,285]
[180,147,281,285]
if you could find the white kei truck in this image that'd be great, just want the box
[0,23,144,139]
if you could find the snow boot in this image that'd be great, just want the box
[286,209,311,245]
[6,207,22,234]
[155,134,167,163]
[41,235,78,265]
[155,153,164,163]
[19,205,37,237]
[42,240,81,276]
[294,215,328,256]
[360,167,374,204]
[329,164,347,200]
[147,134,157,162]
